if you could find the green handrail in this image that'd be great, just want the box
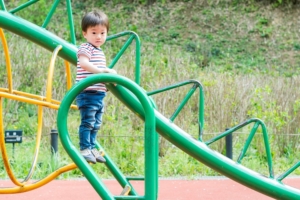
[107,31,141,84]
[2,0,76,45]
[57,74,157,200]
[205,118,274,178]
[147,80,204,140]
[277,161,300,181]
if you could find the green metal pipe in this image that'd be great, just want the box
[206,118,274,178]
[126,176,144,180]
[147,80,201,95]
[57,80,114,199]
[107,31,141,84]
[205,119,263,146]
[147,80,204,140]
[170,86,196,122]
[66,0,76,44]
[198,86,204,141]
[260,121,274,178]
[106,31,133,41]
[115,196,146,200]
[57,74,157,199]
[42,0,60,28]
[0,0,6,11]
[0,11,77,63]
[134,32,141,85]
[108,35,134,69]
[95,142,139,196]
[237,121,259,163]
[9,0,39,14]
[107,85,300,199]
[114,196,145,200]
[148,80,199,121]
[277,161,300,181]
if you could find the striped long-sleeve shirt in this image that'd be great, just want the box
[76,43,107,92]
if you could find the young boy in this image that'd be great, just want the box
[76,10,117,164]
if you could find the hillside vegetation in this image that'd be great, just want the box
[0,0,300,178]
[71,1,300,76]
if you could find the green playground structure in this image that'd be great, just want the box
[0,1,300,199]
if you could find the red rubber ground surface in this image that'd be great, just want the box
[1,177,299,199]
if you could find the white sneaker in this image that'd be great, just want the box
[91,149,106,163]
[80,149,96,164]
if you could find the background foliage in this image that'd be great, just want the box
[0,0,299,179]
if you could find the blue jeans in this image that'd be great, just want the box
[76,90,106,150]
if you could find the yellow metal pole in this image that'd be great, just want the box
[0,28,13,93]
[0,92,60,109]
[0,92,78,110]
[0,97,24,186]
[0,163,77,194]
[0,89,77,109]
[64,60,72,90]
[23,105,43,183]
[46,45,62,102]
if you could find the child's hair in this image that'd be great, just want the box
[81,10,109,32]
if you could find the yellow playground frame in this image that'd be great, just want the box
[0,28,78,193]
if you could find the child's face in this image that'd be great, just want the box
[83,25,107,48]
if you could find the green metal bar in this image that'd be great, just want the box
[147,80,200,96]
[57,78,114,199]
[109,35,134,69]
[260,121,274,178]
[205,119,258,145]
[114,196,145,200]
[107,32,127,41]
[107,31,141,84]
[198,86,204,141]
[0,0,6,11]
[9,0,39,14]
[170,85,197,122]
[206,118,274,178]
[96,142,139,196]
[237,122,259,163]
[134,33,141,85]
[42,0,60,28]
[0,11,77,62]
[57,74,157,200]
[147,80,204,140]
[277,161,300,181]
[126,176,145,180]
[66,0,76,44]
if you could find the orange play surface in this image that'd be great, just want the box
[1,177,299,199]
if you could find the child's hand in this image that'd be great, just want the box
[108,69,117,86]
[109,69,117,74]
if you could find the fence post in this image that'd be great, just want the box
[225,128,232,159]
[51,129,58,155]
